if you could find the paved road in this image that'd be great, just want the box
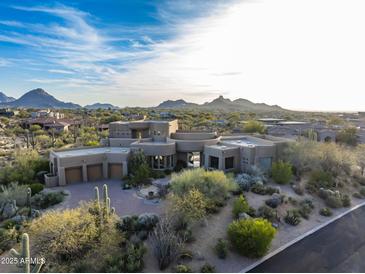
[49,180,165,216]
[250,206,365,273]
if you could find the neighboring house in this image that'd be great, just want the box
[31,109,65,119]
[159,112,176,119]
[23,118,80,133]
[0,108,18,117]
[46,119,291,186]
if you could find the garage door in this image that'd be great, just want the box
[87,164,103,182]
[65,166,82,184]
[108,163,123,180]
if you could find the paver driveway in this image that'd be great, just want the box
[49,180,165,216]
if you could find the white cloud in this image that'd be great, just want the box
[2,1,365,110]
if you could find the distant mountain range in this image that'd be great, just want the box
[0,92,15,103]
[84,103,119,110]
[0,89,285,112]
[157,95,285,112]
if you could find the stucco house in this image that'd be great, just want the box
[45,119,291,187]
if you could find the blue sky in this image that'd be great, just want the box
[0,0,365,111]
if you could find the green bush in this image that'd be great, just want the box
[360,188,365,197]
[284,210,301,226]
[257,205,277,222]
[0,150,49,185]
[214,238,228,259]
[325,194,343,209]
[0,182,28,207]
[271,161,293,184]
[201,263,216,273]
[319,207,332,217]
[31,191,65,209]
[175,264,191,273]
[232,195,250,218]
[341,194,351,207]
[0,228,16,253]
[306,170,334,193]
[298,199,314,219]
[353,192,363,199]
[227,218,276,258]
[29,183,44,195]
[251,184,279,196]
[170,169,235,211]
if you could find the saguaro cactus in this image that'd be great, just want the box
[10,233,43,273]
[94,184,115,222]
[27,187,32,217]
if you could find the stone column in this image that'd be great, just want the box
[58,167,66,186]
[218,156,223,170]
[102,160,108,179]
[163,156,167,169]
[82,163,88,182]
[122,161,128,176]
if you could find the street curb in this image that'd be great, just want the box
[240,201,365,273]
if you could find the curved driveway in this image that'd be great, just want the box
[250,205,365,272]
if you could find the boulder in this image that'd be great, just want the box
[265,193,283,208]
[238,212,251,220]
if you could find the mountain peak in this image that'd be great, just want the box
[157,99,197,109]
[4,88,81,109]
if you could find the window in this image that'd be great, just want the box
[259,157,272,172]
[209,156,219,169]
[225,157,234,169]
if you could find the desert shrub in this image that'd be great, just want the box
[127,150,152,186]
[0,150,48,185]
[175,264,191,273]
[201,263,216,273]
[170,168,235,211]
[232,195,250,218]
[227,218,276,258]
[243,120,265,134]
[265,193,284,208]
[118,213,159,239]
[292,183,305,195]
[214,238,228,259]
[172,189,207,222]
[360,188,365,197]
[298,199,314,219]
[31,191,65,209]
[251,184,279,195]
[306,170,334,193]
[257,205,277,222]
[235,172,265,192]
[341,194,351,207]
[282,141,355,178]
[0,182,28,207]
[150,170,165,179]
[353,192,363,199]
[150,216,182,270]
[28,205,101,271]
[271,161,292,184]
[0,228,17,253]
[121,243,146,272]
[284,209,301,226]
[29,183,44,195]
[319,207,333,217]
